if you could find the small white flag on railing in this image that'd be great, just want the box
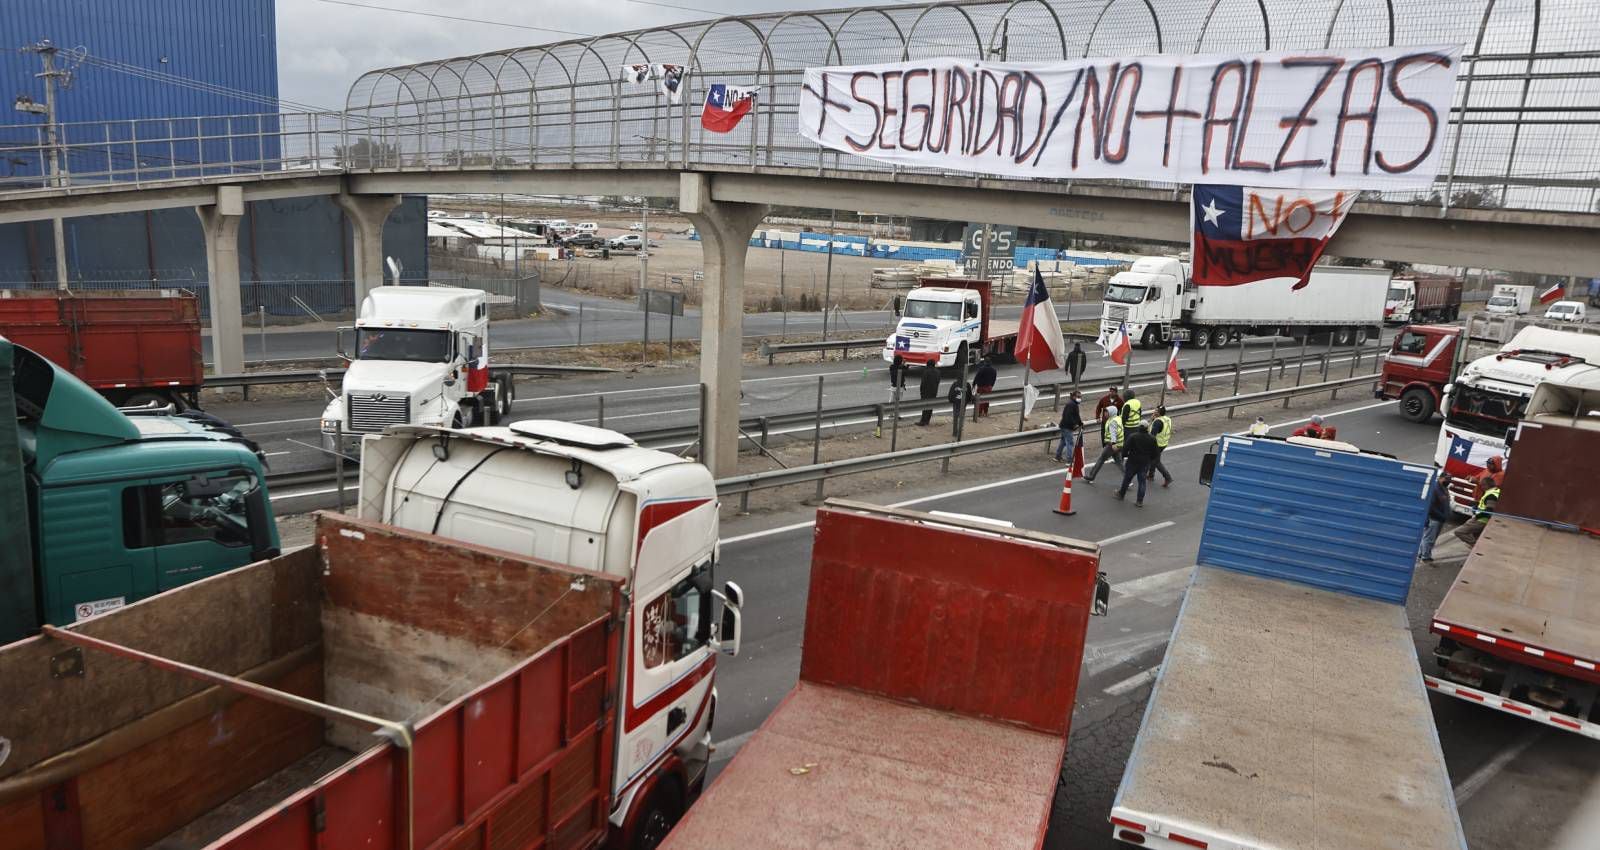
[620,64,651,85]
[654,64,686,103]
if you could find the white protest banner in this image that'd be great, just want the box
[798,45,1461,190]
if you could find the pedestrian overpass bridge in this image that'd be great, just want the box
[1,0,1597,474]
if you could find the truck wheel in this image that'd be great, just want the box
[630,781,683,850]
[1355,326,1370,345]
[496,376,514,419]
[1400,387,1436,423]
[1140,327,1159,349]
[1333,327,1353,346]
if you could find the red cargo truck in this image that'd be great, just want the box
[1384,273,1464,324]
[1374,323,1464,422]
[0,513,626,850]
[663,500,1108,850]
[0,289,204,408]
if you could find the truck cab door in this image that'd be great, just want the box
[127,469,272,591]
[36,480,155,625]
[964,297,981,343]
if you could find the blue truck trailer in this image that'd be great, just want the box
[1110,435,1467,850]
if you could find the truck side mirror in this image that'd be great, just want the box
[335,327,353,361]
[1199,449,1218,487]
[712,580,743,657]
[1093,572,1110,616]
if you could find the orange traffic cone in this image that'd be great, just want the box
[1072,442,1086,479]
[1053,475,1076,516]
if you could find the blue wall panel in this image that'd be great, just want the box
[1197,436,1436,604]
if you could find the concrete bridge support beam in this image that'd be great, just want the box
[335,193,402,305]
[679,173,768,478]
[197,185,245,376]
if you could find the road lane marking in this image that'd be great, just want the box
[1104,666,1162,696]
[1084,632,1171,677]
[1112,566,1194,598]
[718,399,1392,546]
[1097,521,1176,547]
[238,415,321,428]
[1453,730,1541,804]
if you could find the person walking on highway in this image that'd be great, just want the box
[917,365,939,426]
[1117,423,1159,506]
[1145,405,1175,487]
[1418,477,1452,563]
[1084,405,1124,483]
[1248,415,1270,436]
[1066,342,1088,388]
[1055,391,1084,462]
[1292,414,1327,439]
[973,357,998,418]
[1094,388,1122,437]
[1122,388,1144,430]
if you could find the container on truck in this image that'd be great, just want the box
[1427,373,1600,738]
[0,338,279,644]
[358,419,744,843]
[881,277,1020,369]
[1484,283,1535,315]
[1432,325,1600,512]
[0,289,203,408]
[664,499,1108,850]
[1098,256,1390,350]
[320,285,514,458]
[1385,273,1464,324]
[0,511,665,850]
[1111,434,1465,850]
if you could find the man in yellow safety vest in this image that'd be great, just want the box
[1084,405,1125,483]
[1145,405,1175,487]
[1122,389,1143,430]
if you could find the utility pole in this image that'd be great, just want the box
[640,197,650,293]
[973,21,1008,290]
[822,208,835,340]
[18,40,69,289]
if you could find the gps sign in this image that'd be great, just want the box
[961,223,1016,277]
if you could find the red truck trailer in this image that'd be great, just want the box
[1427,375,1600,739]
[663,500,1108,850]
[0,512,624,850]
[0,289,204,408]
[1385,273,1464,324]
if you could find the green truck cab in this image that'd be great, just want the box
[1,340,279,643]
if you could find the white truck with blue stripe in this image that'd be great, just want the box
[1111,434,1466,850]
[882,279,1019,368]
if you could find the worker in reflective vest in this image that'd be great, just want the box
[1085,406,1125,483]
[1145,406,1175,487]
[1455,486,1501,547]
[1122,390,1143,430]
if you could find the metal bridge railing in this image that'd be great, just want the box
[1,0,1597,215]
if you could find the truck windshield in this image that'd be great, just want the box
[1446,385,1527,437]
[1105,283,1147,304]
[904,300,962,321]
[1386,287,1407,301]
[1487,296,1515,307]
[356,328,451,363]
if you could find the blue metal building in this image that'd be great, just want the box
[0,0,427,306]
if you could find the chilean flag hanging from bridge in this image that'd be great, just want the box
[1191,185,1355,290]
[701,84,757,134]
[1014,268,1066,373]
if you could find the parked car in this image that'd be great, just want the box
[561,232,604,248]
[1544,300,1588,323]
[629,222,645,231]
[608,233,643,250]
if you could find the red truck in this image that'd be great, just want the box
[1375,323,1466,422]
[1427,374,1600,739]
[664,500,1108,849]
[0,289,204,408]
[0,512,633,850]
[1384,273,1464,324]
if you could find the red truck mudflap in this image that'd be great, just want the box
[663,500,1106,850]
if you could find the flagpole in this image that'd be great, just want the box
[1019,367,1031,431]
[1120,342,1133,394]
[1159,346,1169,407]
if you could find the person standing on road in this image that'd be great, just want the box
[973,358,998,418]
[1118,423,1159,506]
[1121,388,1144,430]
[1055,391,1084,462]
[1454,485,1501,547]
[1471,455,1505,504]
[1094,388,1122,438]
[917,365,939,426]
[1145,405,1175,487]
[1248,415,1270,436]
[1066,343,1088,388]
[888,355,906,391]
[1292,415,1327,439]
[947,378,969,436]
[1418,477,1452,563]
[1084,405,1124,482]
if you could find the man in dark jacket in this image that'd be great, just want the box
[917,365,939,426]
[1066,343,1088,387]
[1055,391,1083,462]
[1418,478,1452,563]
[947,379,969,436]
[1117,423,1159,506]
[973,358,998,418]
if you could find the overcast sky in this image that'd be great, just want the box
[275,0,804,109]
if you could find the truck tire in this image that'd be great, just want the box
[1333,327,1353,346]
[1400,387,1436,423]
[496,376,514,419]
[630,779,684,850]
[1355,326,1371,345]
[1140,326,1160,349]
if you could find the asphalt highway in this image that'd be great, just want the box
[705,400,1599,849]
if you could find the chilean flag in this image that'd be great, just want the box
[1191,185,1354,290]
[1165,342,1187,391]
[1013,268,1066,373]
[1443,434,1501,479]
[1538,282,1565,304]
[701,84,756,134]
[1102,322,1132,366]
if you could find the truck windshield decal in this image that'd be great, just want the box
[356,328,451,363]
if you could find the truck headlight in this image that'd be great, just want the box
[320,418,341,433]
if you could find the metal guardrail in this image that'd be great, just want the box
[712,374,1377,503]
[208,362,617,390]
[758,336,885,364]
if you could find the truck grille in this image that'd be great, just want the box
[1106,305,1129,321]
[347,393,410,433]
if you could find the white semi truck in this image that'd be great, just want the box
[320,285,514,457]
[1099,256,1391,349]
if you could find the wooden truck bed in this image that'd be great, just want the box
[664,500,1104,850]
[1114,567,1465,850]
[0,513,621,850]
[1432,517,1600,681]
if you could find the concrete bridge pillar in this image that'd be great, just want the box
[679,173,767,478]
[335,193,402,305]
[197,185,245,376]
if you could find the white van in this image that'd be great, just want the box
[1545,300,1588,323]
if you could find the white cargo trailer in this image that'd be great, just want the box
[1100,257,1391,349]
